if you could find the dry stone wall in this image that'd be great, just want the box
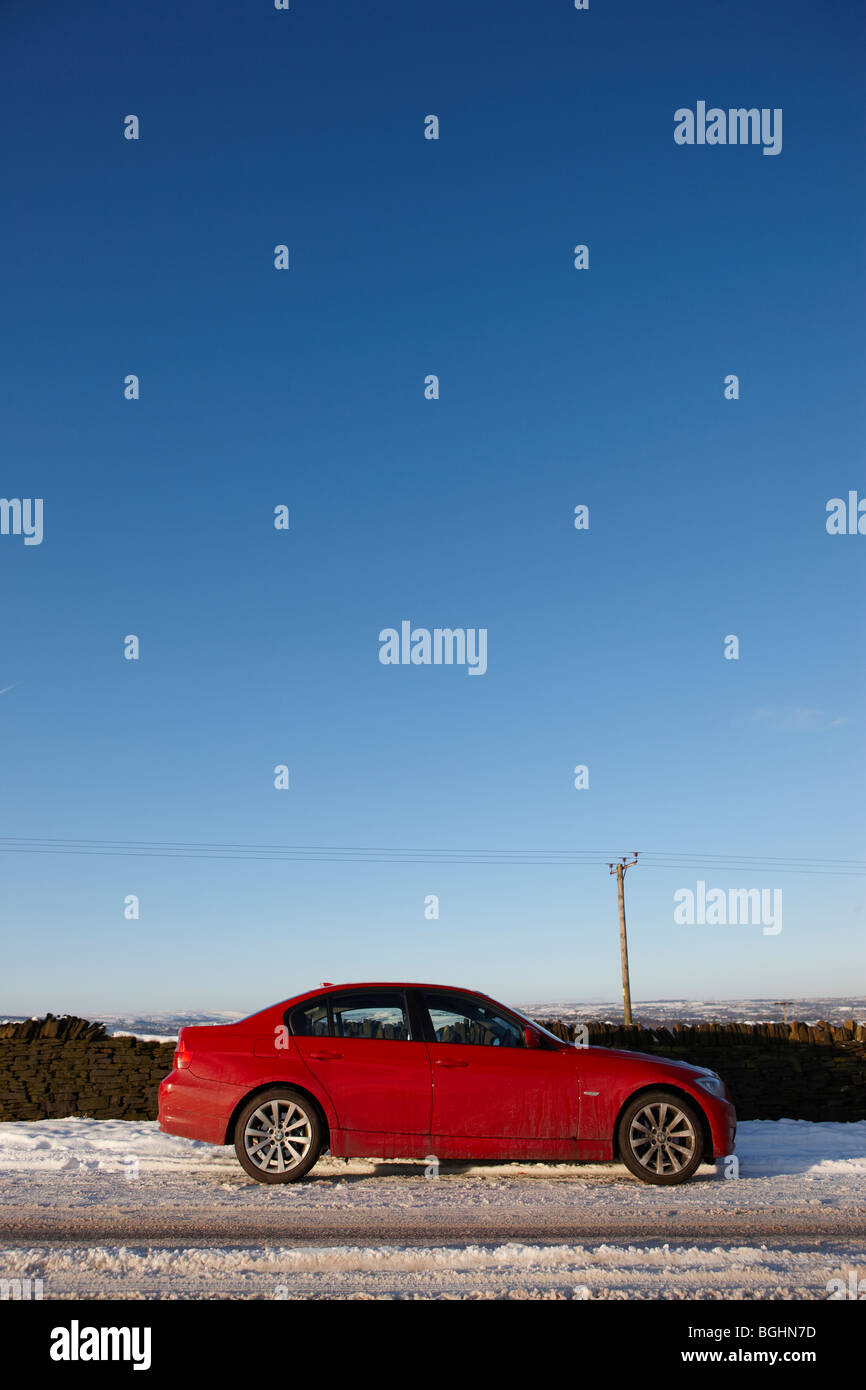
[0,1014,863,1123]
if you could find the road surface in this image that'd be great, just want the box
[0,1117,863,1298]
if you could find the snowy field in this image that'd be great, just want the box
[528,996,866,1028]
[0,1117,864,1299]
[4,997,863,1040]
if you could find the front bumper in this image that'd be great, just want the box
[705,1095,737,1157]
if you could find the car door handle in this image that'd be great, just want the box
[435,1058,469,1068]
[308,1050,343,1060]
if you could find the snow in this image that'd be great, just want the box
[0,1117,863,1298]
[523,997,866,1027]
[5,1239,864,1301]
[104,1033,176,1043]
[1,1114,863,1182]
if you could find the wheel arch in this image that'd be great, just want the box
[612,1083,713,1162]
[224,1081,332,1150]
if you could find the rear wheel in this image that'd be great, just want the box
[617,1090,704,1185]
[233,1088,322,1184]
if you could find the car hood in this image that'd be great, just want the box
[592,1045,712,1077]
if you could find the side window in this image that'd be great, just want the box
[330,992,409,1042]
[290,999,331,1036]
[421,992,525,1048]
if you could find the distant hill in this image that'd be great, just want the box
[0,1010,245,1040]
[523,997,866,1028]
[2,997,864,1038]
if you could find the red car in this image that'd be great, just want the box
[158,982,736,1186]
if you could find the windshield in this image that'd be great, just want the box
[498,1000,574,1047]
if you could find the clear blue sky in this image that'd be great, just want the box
[1,0,864,1015]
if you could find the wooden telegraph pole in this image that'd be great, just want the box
[609,853,639,1025]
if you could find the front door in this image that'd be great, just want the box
[418,990,579,1140]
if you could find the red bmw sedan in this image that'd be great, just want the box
[158,982,736,1186]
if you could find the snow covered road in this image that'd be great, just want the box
[0,1118,864,1298]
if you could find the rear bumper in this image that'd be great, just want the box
[158,1070,228,1146]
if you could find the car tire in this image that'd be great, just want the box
[233,1087,322,1184]
[617,1089,705,1185]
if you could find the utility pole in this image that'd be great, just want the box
[609,853,639,1025]
[774,1000,792,1025]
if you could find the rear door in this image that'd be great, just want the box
[291,990,432,1134]
[418,990,579,1140]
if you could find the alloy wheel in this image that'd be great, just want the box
[627,1100,697,1176]
[242,1098,313,1175]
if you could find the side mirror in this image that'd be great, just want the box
[524,1026,541,1049]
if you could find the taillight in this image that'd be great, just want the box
[174,1037,191,1069]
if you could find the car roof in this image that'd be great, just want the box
[282,981,497,1007]
[308,981,493,996]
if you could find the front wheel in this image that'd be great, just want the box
[617,1090,704,1185]
[234,1088,322,1184]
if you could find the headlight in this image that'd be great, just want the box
[694,1075,726,1098]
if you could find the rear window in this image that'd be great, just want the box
[290,999,330,1036]
[289,991,410,1040]
[330,993,408,1041]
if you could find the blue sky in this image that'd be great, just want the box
[1,0,864,1015]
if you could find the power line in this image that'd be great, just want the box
[0,836,863,873]
[0,837,861,862]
